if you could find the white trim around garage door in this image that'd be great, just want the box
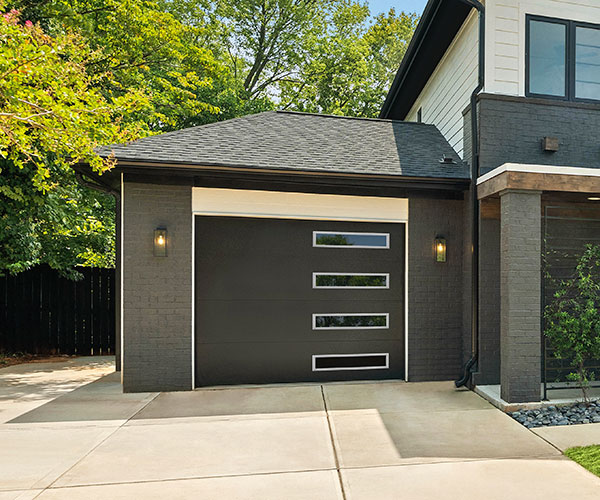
[191,187,410,384]
[192,187,408,222]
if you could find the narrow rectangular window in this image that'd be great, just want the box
[312,353,389,371]
[313,273,389,289]
[527,19,567,97]
[313,231,389,249]
[312,313,389,330]
[575,26,600,100]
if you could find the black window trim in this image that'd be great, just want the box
[526,14,600,104]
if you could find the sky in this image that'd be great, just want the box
[368,0,429,15]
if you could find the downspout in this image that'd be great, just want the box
[455,0,485,388]
[75,171,122,372]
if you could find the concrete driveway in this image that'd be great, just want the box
[1,358,599,499]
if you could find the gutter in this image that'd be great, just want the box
[454,0,484,388]
[75,171,118,197]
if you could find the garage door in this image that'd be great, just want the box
[195,216,405,386]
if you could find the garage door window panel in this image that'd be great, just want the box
[313,313,389,330]
[313,273,389,288]
[313,231,390,248]
[312,354,390,371]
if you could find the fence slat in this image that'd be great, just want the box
[0,265,115,355]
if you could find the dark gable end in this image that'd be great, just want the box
[380,0,472,120]
[98,111,469,180]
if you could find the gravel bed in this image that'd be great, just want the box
[510,401,600,428]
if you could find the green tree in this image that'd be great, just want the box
[544,244,600,401]
[11,0,226,130]
[279,5,417,116]
[0,5,146,276]
[1,0,418,277]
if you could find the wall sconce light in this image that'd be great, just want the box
[154,228,167,257]
[435,236,447,263]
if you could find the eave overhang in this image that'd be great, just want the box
[74,159,470,199]
[380,0,472,120]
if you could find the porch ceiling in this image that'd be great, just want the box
[477,164,600,200]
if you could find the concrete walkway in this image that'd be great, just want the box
[533,422,600,451]
[1,359,599,499]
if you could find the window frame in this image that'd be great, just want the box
[312,231,390,249]
[312,272,390,289]
[311,353,390,372]
[526,14,600,103]
[312,313,390,331]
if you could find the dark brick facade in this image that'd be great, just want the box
[122,181,193,392]
[475,216,501,385]
[408,197,465,381]
[477,94,600,174]
[462,95,600,392]
[500,190,542,403]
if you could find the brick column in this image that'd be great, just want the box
[500,189,541,403]
[122,181,193,392]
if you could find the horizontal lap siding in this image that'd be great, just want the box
[406,12,479,159]
[488,0,600,96]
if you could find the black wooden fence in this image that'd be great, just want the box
[0,266,115,355]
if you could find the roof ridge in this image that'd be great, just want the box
[275,110,432,126]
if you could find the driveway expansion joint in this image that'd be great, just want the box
[321,385,347,500]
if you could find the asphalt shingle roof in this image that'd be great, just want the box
[99,110,469,179]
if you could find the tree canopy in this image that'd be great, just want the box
[1,0,417,277]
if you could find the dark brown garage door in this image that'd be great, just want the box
[195,216,405,386]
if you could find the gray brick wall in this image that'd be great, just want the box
[478,95,600,174]
[408,197,465,381]
[500,190,541,403]
[475,216,501,385]
[122,181,193,392]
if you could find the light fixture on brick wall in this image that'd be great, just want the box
[435,236,447,263]
[154,228,168,257]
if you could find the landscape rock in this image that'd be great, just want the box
[509,400,600,428]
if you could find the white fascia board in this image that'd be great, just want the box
[477,163,600,185]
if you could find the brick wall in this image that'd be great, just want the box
[500,190,541,403]
[408,197,465,381]
[478,94,600,174]
[122,181,193,392]
[476,216,501,385]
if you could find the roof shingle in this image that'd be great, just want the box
[98,110,469,179]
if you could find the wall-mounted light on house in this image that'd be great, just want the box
[435,236,447,263]
[588,196,600,201]
[542,137,559,152]
[154,228,167,257]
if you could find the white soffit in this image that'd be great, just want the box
[477,163,600,185]
[192,187,408,222]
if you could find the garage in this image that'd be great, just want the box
[88,110,469,392]
[195,216,406,386]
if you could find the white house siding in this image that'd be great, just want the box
[406,11,479,159]
[487,0,600,96]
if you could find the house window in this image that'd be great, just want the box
[576,26,600,100]
[526,16,600,102]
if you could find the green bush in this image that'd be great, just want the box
[544,244,600,401]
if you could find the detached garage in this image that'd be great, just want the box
[77,111,469,392]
